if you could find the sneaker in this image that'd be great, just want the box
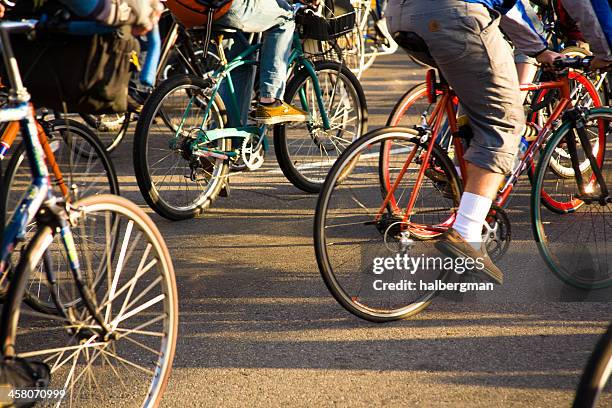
[253,100,308,125]
[434,227,504,284]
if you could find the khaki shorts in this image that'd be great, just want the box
[386,0,524,174]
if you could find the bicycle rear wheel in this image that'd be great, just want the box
[1,194,178,407]
[274,60,367,193]
[531,108,612,289]
[314,127,460,322]
[1,118,119,313]
[387,82,430,127]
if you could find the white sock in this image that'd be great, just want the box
[453,192,492,249]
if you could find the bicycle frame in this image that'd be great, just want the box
[173,32,332,155]
[0,118,71,199]
[378,69,601,231]
[0,21,112,357]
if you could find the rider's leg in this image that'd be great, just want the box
[453,164,505,245]
[516,61,538,101]
[514,0,544,101]
[387,0,524,283]
[218,35,256,127]
[217,0,307,124]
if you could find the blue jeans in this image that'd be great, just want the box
[216,0,295,125]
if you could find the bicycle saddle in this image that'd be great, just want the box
[211,24,238,34]
[393,31,437,68]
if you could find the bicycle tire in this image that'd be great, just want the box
[387,82,429,127]
[573,323,612,408]
[531,107,612,289]
[79,112,132,154]
[1,194,178,407]
[133,74,229,220]
[314,127,457,322]
[274,60,368,193]
[1,118,120,313]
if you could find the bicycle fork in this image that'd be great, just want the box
[564,108,610,204]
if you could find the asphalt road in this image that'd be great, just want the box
[104,52,611,407]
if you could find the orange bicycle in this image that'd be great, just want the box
[314,57,610,322]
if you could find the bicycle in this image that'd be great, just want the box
[388,60,603,184]
[0,111,119,314]
[573,322,612,408]
[79,8,224,155]
[346,0,397,75]
[133,5,368,221]
[532,0,610,105]
[0,19,178,407]
[313,56,609,322]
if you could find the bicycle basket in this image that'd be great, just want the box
[296,5,356,41]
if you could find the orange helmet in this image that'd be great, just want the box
[165,0,233,28]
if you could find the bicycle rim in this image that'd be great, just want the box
[7,194,178,407]
[532,108,612,289]
[315,128,459,322]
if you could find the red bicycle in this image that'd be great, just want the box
[314,57,610,322]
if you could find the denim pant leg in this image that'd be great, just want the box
[218,0,295,100]
[217,36,256,127]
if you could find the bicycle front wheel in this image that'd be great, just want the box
[133,74,229,220]
[2,194,178,407]
[274,60,367,193]
[531,107,612,289]
[573,323,612,408]
[314,127,460,322]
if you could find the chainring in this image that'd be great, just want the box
[241,135,265,171]
[482,205,511,262]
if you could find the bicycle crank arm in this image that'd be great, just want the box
[193,149,232,160]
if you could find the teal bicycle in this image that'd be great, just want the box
[133,13,368,221]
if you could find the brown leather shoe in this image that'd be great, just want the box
[434,227,504,284]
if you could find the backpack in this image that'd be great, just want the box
[166,0,234,28]
[6,1,139,114]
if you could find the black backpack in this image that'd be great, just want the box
[6,1,140,114]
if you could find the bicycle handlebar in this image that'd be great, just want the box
[553,56,594,71]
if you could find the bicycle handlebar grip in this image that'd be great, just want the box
[553,56,593,71]
[140,24,161,88]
